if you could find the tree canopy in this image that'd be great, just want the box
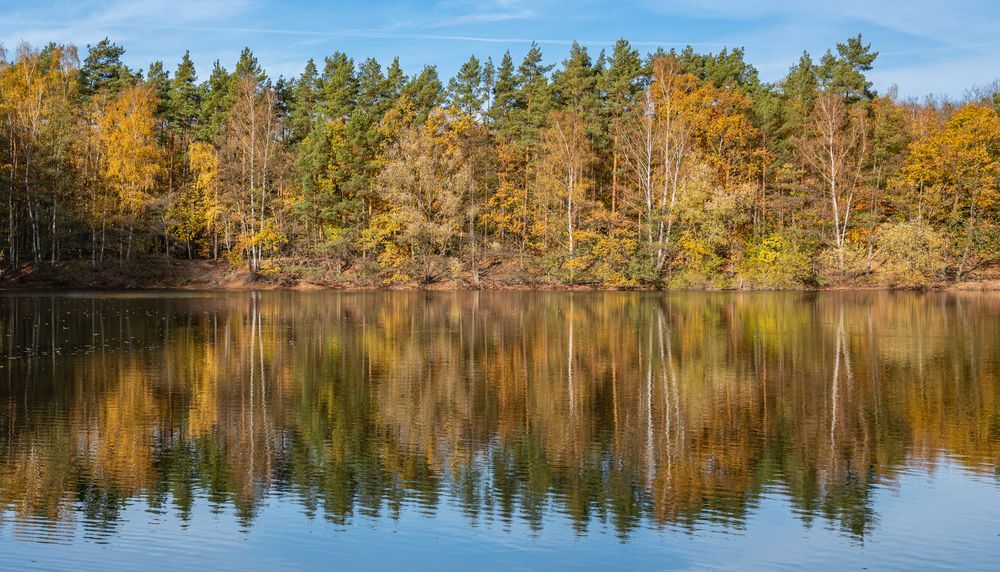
[0,35,997,287]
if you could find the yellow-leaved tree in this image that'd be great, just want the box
[98,84,164,260]
[0,43,79,265]
[897,105,1000,279]
[363,109,473,284]
[165,141,223,259]
[191,142,224,259]
[796,93,870,275]
[536,109,592,260]
[220,77,286,275]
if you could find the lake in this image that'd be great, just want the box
[0,291,997,570]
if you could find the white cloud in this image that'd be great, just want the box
[1,0,252,47]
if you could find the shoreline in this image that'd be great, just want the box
[2,259,997,293]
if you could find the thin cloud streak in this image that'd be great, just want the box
[1,0,995,97]
[91,22,739,49]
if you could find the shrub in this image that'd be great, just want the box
[738,233,812,289]
[872,221,947,287]
[668,232,727,288]
[814,244,869,286]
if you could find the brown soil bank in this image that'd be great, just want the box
[1,259,998,291]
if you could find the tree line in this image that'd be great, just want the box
[1,36,998,287]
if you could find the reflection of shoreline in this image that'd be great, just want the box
[0,292,997,542]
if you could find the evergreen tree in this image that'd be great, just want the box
[602,39,643,211]
[274,76,294,116]
[319,52,357,120]
[384,57,407,103]
[553,42,597,115]
[509,43,553,147]
[448,55,485,118]
[198,61,231,141]
[817,34,878,102]
[678,46,760,93]
[234,47,266,84]
[603,39,643,115]
[782,52,818,121]
[79,38,136,98]
[168,51,202,139]
[289,59,319,143]
[146,61,170,116]
[488,51,517,129]
[355,58,385,112]
[401,66,444,125]
[481,57,496,113]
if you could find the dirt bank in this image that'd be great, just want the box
[2,259,998,292]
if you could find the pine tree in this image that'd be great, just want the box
[817,34,878,102]
[488,51,517,130]
[509,43,553,147]
[146,61,170,119]
[319,52,357,120]
[146,62,169,99]
[288,60,318,143]
[234,47,266,84]
[602,39,643,212]
[355,58,385,112]
[678,46,760,93]
[447,55,485,118]
[401,66,443,125]
[79,38,136,98]
[481,57,496,114]
[168,52,201,139]
[198,61,231,141]
[384,58,406,103]
[353,57,395,208]
[553,42,597,115]
[781,52,818,129]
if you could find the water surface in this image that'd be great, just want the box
[0,291,998,570]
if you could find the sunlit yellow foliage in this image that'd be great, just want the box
[98,84,164,217]
[897,105,1000,277]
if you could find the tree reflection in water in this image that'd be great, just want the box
[0,291,997,542]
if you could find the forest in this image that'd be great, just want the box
[0,36,998,288]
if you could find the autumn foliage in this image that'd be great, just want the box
[1,36,998,287]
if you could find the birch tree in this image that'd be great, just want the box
[221,76,285,274]
[797,93,869,273]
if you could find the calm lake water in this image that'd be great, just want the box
[0,291,997,570]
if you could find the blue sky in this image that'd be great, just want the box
[2,0,997,97]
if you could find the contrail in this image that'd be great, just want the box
[68,21,738,49]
